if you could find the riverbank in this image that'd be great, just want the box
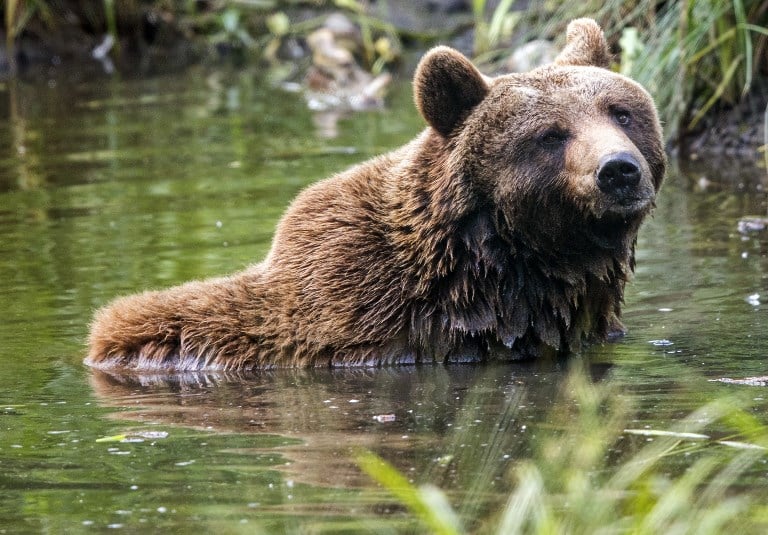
[680,87,767,162]
[2,1,767,163]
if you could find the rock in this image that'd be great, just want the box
[303,22,391,112]
[737,217,768,234]
[504,39,558,72]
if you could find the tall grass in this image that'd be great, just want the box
[472,0,521,61]
[358,364,768,534]
[627,0,768,141]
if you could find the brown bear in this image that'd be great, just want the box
[85,18,665,371]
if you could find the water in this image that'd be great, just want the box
[0,67,767,533]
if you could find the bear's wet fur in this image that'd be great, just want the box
[86,18,665,371]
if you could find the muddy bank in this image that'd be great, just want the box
[0,1,469,78]
[1,4,205,80]
[681,85,767,162]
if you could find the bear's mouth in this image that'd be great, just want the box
[587,211,645,249]
[600,178,656,218]
[607,195,654,216]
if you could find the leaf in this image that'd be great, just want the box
[624,429,710,440]
[96,434,127,443]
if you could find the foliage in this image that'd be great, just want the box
[472,0,522,60]
[358,364,768,534]
[333,0,401,74]
[632,0,768,140]
[210,6,257,53]
[103,0,118,51]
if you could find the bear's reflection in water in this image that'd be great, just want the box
[88,362,612,490]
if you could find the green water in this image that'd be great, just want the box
[0,68,767,533]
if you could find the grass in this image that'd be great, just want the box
[623,0,768,141]
[471,0,521,61]
[358,363,768,534]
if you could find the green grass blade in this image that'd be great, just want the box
[732,0,752,94]
[689,55,743,128]
[488,0,516,47]
[357,450,463,535]
[497,462,548,535]
[637,456,719,532]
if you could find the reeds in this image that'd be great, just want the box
[626,0,768,141]
[472,0,521,61]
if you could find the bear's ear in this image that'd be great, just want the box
[413,46,489,136]
[554,18,611,68]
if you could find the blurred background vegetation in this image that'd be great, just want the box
[2,0,767,150]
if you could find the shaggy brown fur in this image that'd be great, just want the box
[86,18,665,371]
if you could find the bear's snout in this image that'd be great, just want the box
[596,152,641,195]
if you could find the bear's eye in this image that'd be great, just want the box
[538,129,569,149]
[613,109,632,127]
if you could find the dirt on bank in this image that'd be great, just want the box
[681,87,767,163]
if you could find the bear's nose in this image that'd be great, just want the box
[596,152,641,194]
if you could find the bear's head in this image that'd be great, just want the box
[413,18,665,253]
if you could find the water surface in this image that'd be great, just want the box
[1,68,767,532]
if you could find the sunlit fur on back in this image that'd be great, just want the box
[86,18,665,371]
